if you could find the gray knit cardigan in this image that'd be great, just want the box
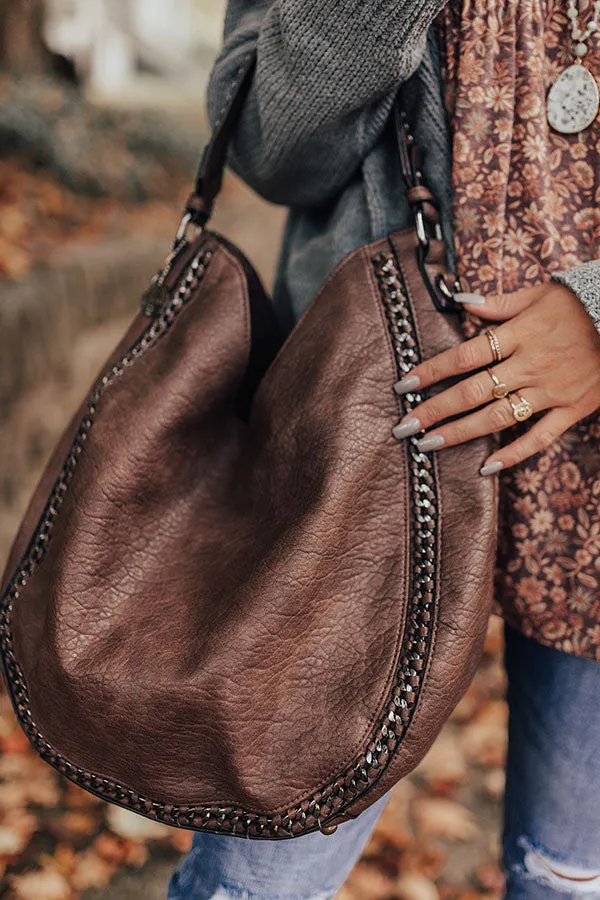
[207,2,600,336]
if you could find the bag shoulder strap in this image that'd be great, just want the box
[185,52,256,226]
[183,49,440,245]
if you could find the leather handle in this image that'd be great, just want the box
[186,51,257,225]
[394,105,439,229]
[187,50,441,238]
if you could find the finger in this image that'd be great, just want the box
[407,389,547,453]
[404,362,522,433]
[454,284,546,321]
[394,324,517,394]
[479,408,577,475]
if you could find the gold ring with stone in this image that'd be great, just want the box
[507,392,534,423]
[485,328,503,363]
[487,368,509,400]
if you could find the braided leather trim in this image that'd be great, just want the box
[0,243,438,839]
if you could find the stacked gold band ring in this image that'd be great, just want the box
[483,329,533,420]
[485,329,503,363]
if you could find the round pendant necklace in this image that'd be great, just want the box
[547,0,600,133]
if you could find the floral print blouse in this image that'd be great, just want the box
[437,0,600,660]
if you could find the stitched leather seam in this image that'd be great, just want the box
[251,238,372,405]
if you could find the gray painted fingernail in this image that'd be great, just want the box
[480,460,504,477]
[416,434,446,452]
[454,292,486,306]
[394,375,421,395]
[393,417,422,440]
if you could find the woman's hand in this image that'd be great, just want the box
[392,283,600,476]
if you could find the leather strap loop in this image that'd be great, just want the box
[407,188,439,225]
[394,105,440,229]
[419,201,440,224]
[407,186,434,204]
[185,193,212,220]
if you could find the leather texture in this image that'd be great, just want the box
[0,51,497,838]
[0,223,497,838]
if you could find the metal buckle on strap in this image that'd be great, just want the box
[174,211,204,246]
[175,211,193,244]
[437,273,465,301]
[141,209,205,319]
[415,208,428,247]
[416,212,443,258]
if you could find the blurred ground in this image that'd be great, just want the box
[0,75,204,201]
[0,149,507,900]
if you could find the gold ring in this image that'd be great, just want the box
[507,392,534,422]
[487,368,509,400]
[485,329,503,363]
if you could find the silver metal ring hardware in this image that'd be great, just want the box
[436,273,465,301]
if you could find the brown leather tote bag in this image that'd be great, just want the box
[0,54,497,839]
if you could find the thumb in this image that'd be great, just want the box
[454,284,546,321]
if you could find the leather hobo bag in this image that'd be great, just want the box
[0,54,497,839]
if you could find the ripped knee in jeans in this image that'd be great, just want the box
[519,838,600,894]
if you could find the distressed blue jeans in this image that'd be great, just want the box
[168,627,600,899]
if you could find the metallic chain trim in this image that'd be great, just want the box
[0,245,438,840]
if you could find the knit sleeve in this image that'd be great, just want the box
[207,0,448,208]
[552,260,600,335]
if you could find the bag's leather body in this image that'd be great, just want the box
[0,55,497,838]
